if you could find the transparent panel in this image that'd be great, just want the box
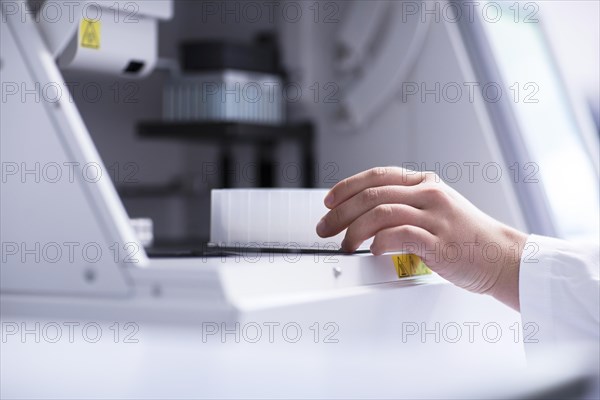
[479,1,599,241]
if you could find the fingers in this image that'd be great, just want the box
[340,204,433,252]
[370,225,437,256]
[317,185,428,238]
[324,167,426,209]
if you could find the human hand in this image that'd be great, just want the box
[316,167,528,310]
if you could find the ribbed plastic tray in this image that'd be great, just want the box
[210,189,354,250]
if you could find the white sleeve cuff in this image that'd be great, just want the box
[519,234,600,346]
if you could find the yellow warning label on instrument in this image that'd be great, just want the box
[392,254,432,278]
[80,19,101,49]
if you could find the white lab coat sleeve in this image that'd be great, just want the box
[519,234,600,345]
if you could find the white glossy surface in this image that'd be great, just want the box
[1,282,594,399]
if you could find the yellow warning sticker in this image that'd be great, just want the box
[392,254,432,278]
[80,19,101,49]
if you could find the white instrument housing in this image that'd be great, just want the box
[36,0,173,77]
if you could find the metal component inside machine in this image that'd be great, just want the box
[164,37,285,124]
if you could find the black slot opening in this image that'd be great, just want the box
[124,60,145,74]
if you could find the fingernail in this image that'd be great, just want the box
[324,192,334,208]
[316,218,327,236]
[370,244,380,256]
[341,239,351,253]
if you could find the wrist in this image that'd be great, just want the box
[488,225,528,311]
